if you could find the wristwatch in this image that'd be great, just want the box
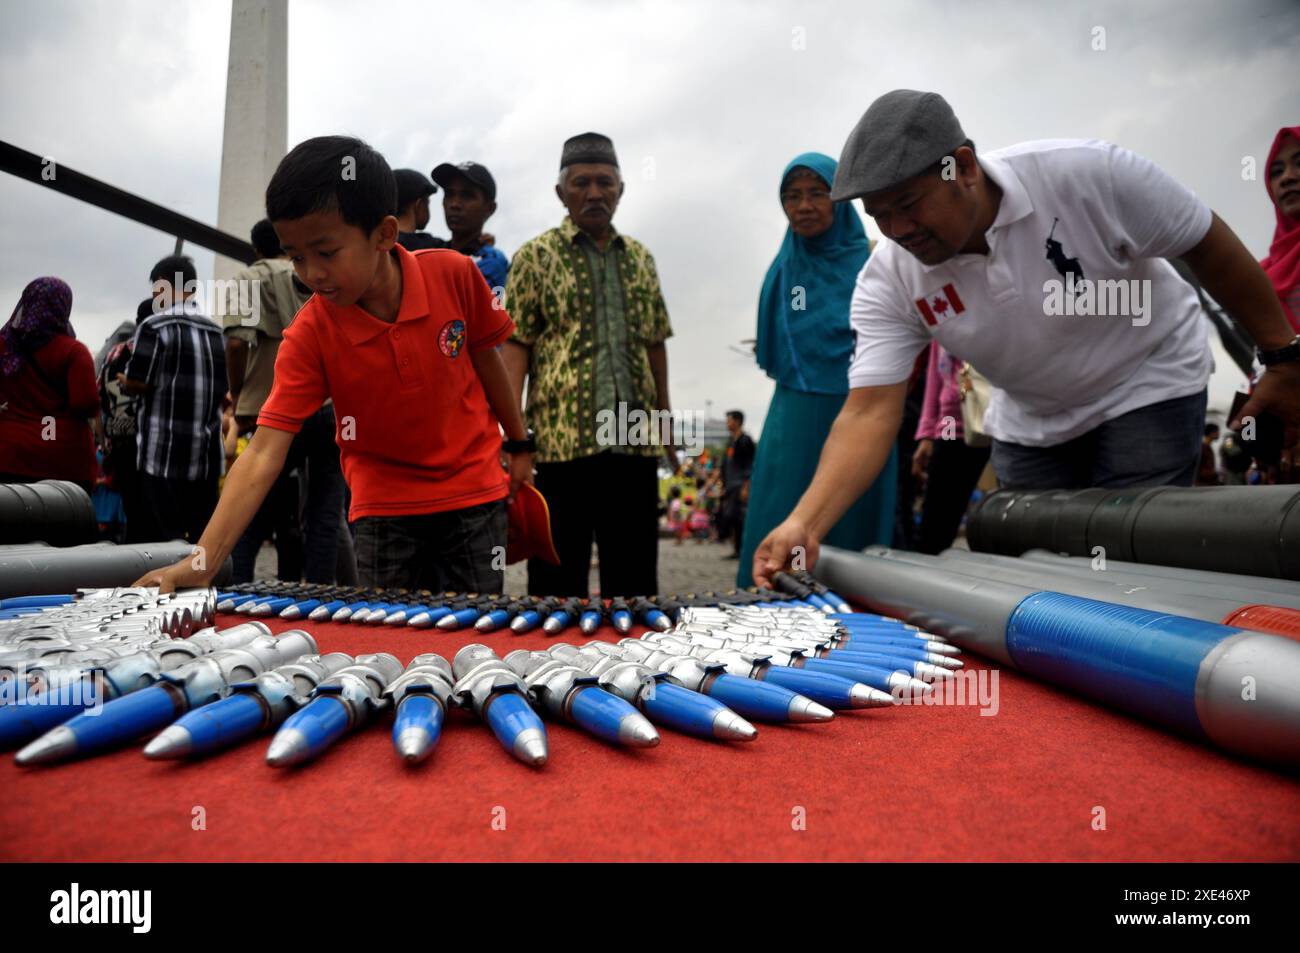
[502,429,536,454]
[1257,336,1300,367]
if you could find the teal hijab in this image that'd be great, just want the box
[755,152,870,395]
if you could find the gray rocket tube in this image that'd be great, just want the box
[940,549,1300,612]
[1016,550,1300,601]
[813,545,1300,766]
[865,546,1249,624]
[0,541,233,598]
[966,485,1300,580]
[0,481,98,547]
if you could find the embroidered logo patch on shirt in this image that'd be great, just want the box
[438,319,466,358]
[915,283,965,326]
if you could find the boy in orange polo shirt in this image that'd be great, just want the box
[135,136,534,591]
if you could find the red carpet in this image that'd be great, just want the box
[3,616,1298,862]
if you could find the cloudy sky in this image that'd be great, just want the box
[2,0,1297,434]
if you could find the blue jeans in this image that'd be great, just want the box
[990,390,1206,489]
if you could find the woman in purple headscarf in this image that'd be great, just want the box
[0,277,98,492]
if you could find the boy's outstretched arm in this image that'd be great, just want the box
[131,425,295,591]
[471,344,533,501]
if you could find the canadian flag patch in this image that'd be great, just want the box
[915,284,965,326]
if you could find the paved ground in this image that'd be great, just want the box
[254,536,747,595]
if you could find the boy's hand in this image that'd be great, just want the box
[131,556,215,594]
[507,451,534,502]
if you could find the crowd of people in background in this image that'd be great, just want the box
[2,96,1297,597]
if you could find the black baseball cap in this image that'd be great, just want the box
[393,169,437,210]
[431,161,497,201]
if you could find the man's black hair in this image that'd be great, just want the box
[726,409,745,425]
[250,218,283,259]
[1205,423,1221,438]
[149,254,197,288]
[265,135,397,236]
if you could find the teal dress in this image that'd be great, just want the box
[737,152,898,587]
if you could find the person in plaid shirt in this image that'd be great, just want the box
[119,255,226,543]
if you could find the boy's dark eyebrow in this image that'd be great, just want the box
[279,235,337,251]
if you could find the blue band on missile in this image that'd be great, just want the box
[706,673,798,722]
[174,693,269,755]
[568,685,636,743]
[1005,592,1227,739]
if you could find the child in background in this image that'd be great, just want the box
[688,499,711,542]
[666,485,686,545]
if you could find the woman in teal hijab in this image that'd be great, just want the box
[736,152,897,586]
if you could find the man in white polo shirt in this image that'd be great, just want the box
[753,89,1300,586]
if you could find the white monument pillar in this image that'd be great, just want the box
[214,0,288,281]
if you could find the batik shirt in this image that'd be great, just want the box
[507,216,673,463]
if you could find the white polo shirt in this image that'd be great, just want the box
[847,138,1214,446]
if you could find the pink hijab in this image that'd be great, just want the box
[1261,125,1300,333]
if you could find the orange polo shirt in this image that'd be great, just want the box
[258,244,513,520]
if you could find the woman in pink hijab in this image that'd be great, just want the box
[1263,125,1300,333]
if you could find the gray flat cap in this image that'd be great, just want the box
[830,90,967,200]
[560,132,619,170]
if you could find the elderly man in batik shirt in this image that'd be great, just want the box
[503,132,675,597]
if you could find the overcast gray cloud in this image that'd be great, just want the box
[2,0,1297,433]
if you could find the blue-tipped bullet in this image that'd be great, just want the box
[438,605,484,631]
[797,656,931,695]
[510,609,544,634]
[476,608,513,632]
[308,600,348,622]
[609,598,633,634]
[579,600,603,635]
[451,644,548,767]
[279,599,322,620]
[504,649,659,747]
[266,653,403,767]
[386,655,455,763]
[406,606,452,628]
[541,611,570,634]
[331,600,370,622]
[382,604,423,626]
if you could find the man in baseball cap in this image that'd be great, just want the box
[752,88,1300,587]
[431,161,508,289]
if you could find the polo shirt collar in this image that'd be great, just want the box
[979,152,1034,230]
[327,244,430,346]
[561,215,625,249]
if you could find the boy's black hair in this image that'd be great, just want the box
[726,409,745,424]
[250,218,283,259]
[149,254,197,288]
[265,135,397,236]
